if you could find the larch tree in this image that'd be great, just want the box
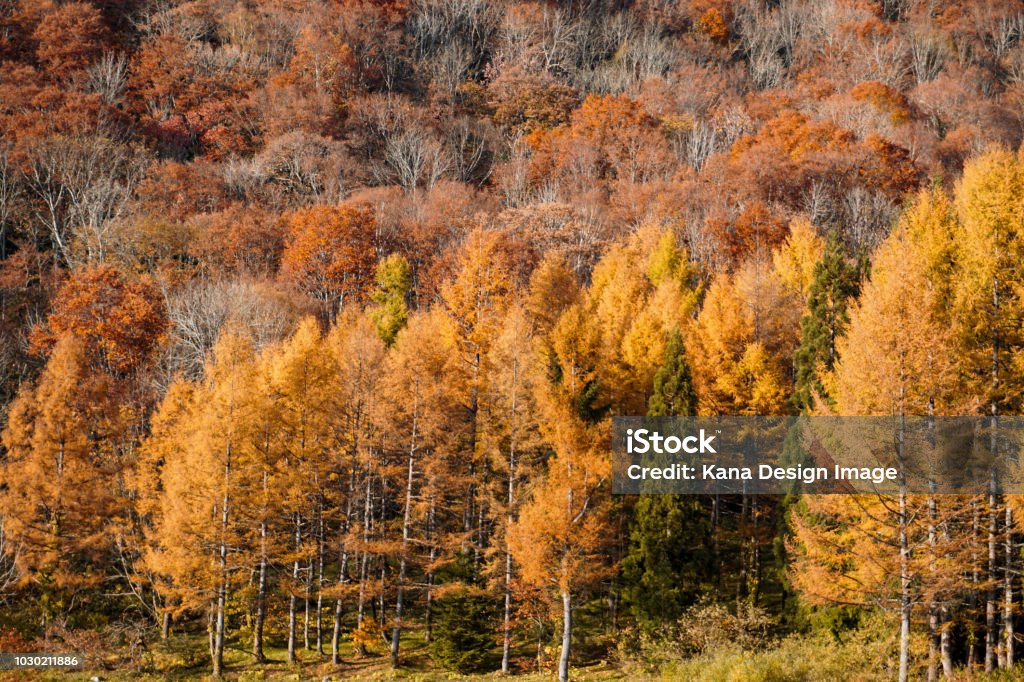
[324,308,385,663]
[441,227,513,569]
[581,241,653,414]
[688,242,802,606]
[569,228,700,418]
[507,402,611,682]
[130,379,197,641]
[689,258,800,417]
[794,192,963,682]
[376,310,461,667]
[953,149,1024,670]
[524,253,581,337]
[144,329,264,678]
[509,285,616,682]
[480,304,545,673]
[620,230,702,413]
[0,336,127,633]
[246,348,284,663]
[772,217,825,306]
[266,317,337,662]
[368,253,412,346]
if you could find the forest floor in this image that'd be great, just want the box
[0,633,628,681]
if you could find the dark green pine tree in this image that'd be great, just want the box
[647,329,695,418]
[622,329,712,631]
[790,235,863,412]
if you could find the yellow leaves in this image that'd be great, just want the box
[619,307,667,391]
[953,148,1024,307]
[696,8,729,43]
[831,223,960,417]
[325,308,386,418]
[955,148,1024,254]
[381,310,461,449]
[525,254,580,334]
[585,244,648,349]
[508,409,611,593]
[952,148,1024,412]
[789,493,891,607]
[0,335,125,590]
[690,259,800,416]
[141,316,355,611]
[645,229,682,287]
[547,302,602,408]
[568,230,704,414]
[350,616,385,653]
[267,317,335,414]
[792,490,976,613]
[772,217,824,305]
[734,343,788,416]
[441,228,513,361]
[898,186,956,304]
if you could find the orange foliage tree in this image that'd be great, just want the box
[31,265,169,376]
[0,337,128,628]
[279,203,380,316]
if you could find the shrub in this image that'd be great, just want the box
[429,589,499,674]
[678,597,773,655]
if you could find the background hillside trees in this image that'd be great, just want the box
[7,0,1024,678]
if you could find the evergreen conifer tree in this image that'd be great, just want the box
[647,329,696,417]
[623,331,711,630]
[791,235,862,412]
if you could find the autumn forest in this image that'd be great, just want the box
[4,0,1024,680]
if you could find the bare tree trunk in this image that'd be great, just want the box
[898,491,911,682]
[213,584,226,678]
[897,415,910,682]
[424,497,436,644]
[989,272,1002,671]
[970,501,981,669]
[501,546,514,674]
[378,555,387,637]
[253,517,268,662]
[212,443,231,678]
[207,604,215,666]
[316,514,325,656]
[987,479,999,672]
[288,514,301,665]
[1006,504,1015,667]
[356,477,372,657]
[928,585,938,678]
[502,377,518,675]
[331,548,348,665]
[391,404,418,668]
[331,532,351,665]
[536,620,544,672]
[304,557,311,650]
[558,590,572,682]
[332,436,361,664]
[161,612,170,641]
[940,605,954,678]
[928,483,938,682]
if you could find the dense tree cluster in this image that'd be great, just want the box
[5,0,1024,679]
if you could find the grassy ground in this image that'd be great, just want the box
[0,632,629,681]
